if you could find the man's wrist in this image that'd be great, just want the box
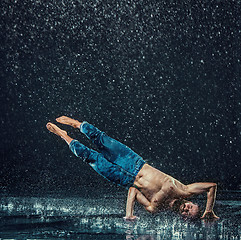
[204,209,213,213]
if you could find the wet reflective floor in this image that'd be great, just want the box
[0,192,240,239]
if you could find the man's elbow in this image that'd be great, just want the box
[146,205,156,214]
[207,183,217,190]
[209,183,217,193]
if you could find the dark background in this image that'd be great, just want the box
[0,0,240,196]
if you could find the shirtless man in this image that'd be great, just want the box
[46,116,219,220]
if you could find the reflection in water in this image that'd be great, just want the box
[126,233,154,240]
[0,195,240,239]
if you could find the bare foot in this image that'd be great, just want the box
[47,122,74,144]
[46,122,68,138]
[56,116,81,128]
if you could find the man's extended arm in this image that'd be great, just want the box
[125,187,154,220]
[187,182,219,219]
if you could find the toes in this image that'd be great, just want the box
[46,122,52,129]
[56,116,67,122]
[56,117,61,122]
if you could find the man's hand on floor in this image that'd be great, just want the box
[201,210,219,220]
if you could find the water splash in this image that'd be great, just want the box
[0,195,240,239]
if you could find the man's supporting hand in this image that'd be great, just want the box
[201,210,219,220]
[123,216,138,221]
[187,182,219,220]
[125,187,153,220]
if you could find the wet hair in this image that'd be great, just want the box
[194,208,202,219]
[172,199,188,213]
[172,199,202,220]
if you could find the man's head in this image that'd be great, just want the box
[172,199,201,219]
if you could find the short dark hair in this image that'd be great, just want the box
[172,199,188,213]
[191,208,202,220]
[172,199,202,220]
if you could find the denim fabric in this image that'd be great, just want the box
[69,122,145,189]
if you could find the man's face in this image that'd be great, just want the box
[179,201,199,219]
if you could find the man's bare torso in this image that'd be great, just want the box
[133,164,189,211]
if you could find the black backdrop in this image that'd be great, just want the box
[0,0,240,196]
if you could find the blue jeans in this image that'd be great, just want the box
[69,122,145,189]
